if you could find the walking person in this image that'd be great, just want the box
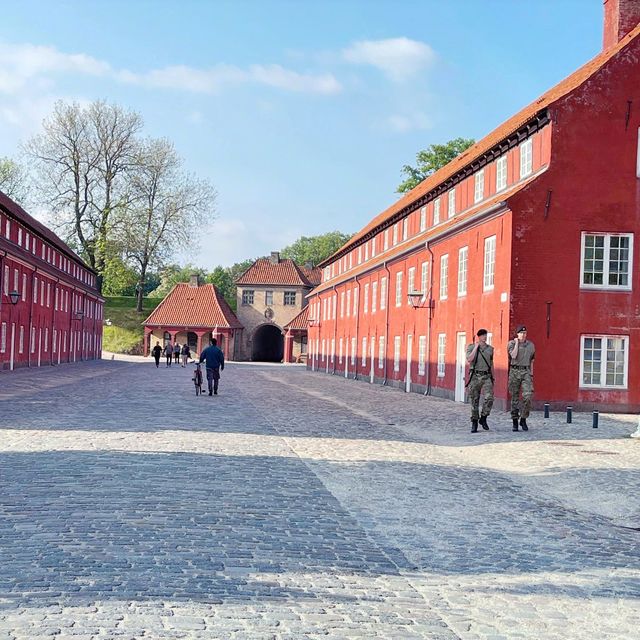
[199,338,225,396]
[466,329,494,433]
[181,343,191,367]
[508,325,535,431]
[173,342,181,364]
[151,341,162,368]
[164,341,173,367]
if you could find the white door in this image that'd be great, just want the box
[344,339,349,378]
[455,332,467,402]
[9,323,15,371]
[406,334,413,393]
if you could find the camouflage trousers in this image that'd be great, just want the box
[468,372,494,420]
[509,368,534,419]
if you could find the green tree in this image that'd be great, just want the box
[0,157,29,205]
[397,137,476,194]
[205,266,236,310]
[280,232,352,266]
[102,253,138,296]
[148,263,208,298]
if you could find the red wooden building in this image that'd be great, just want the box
[0,191,104,370]
[307,2,640,412]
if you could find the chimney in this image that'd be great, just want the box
[304,261,313,270]
[269,251,280,264]
[189,273,200,287]
[603,0,640,51]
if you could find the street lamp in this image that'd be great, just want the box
[8,290,19,305]
[408,291,433,310]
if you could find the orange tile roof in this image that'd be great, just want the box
[284,305,310,330]
[236,258,317,287]
[323,23,640,266]
[144,283,243,329]
[302,265,322,286]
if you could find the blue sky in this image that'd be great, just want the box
[0,0,602,269]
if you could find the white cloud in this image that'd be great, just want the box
[342,37,436,82]
[0,41,341,98]
[387,112,431,133]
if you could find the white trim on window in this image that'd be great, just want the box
[378,336,385,369]
[380,277,387,310]
[439,254,448,300]
[580,232,633,291]
[420,206,427,232]
[362,337,367,366]
[418,335,427,375]
[580,334,629,389]
[448,189,456,218]
[395,271,403,307]
[433,198,440,225]
[496,155,507,192]
[519,138,533,178]
[437,333,446,377]
[393,336,401,372]
[474,168,485,204]
[483,236,496,291]
[371,281,377,314]
[458,246,468,297]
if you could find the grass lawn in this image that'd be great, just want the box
[103,296,162,354]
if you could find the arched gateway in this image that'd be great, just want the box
[251,324,284,362]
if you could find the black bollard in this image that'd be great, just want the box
[566,406,573,424]
[544,403,550,419]
[592,411,599,429]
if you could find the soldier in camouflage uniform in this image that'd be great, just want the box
[507,324,536,432]
[466,329,494,433]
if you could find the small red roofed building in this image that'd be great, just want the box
[283,305,311,363]
[235,252,321,361]
[0,191,103,370]
[143,275,243,358]
[307,1,640,412]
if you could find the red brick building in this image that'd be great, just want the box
[143,276,243,358]
[0,192,103,370]
[307,2,640,412]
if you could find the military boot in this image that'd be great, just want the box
[512,417,519,431]
[471,419,479,433]
[479,415,489,430]
[519,417,529,431]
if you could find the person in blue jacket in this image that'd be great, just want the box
[199,338,225,396]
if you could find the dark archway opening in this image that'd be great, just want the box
[187,332,198,352]
[251,324,284,362]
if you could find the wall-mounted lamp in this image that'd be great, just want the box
[8,290,20,305]
[407,291,433,310]
[308,317,320,327]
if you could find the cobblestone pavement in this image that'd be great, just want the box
[0,359,638,639]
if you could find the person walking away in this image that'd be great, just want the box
[151,341,162,368]
[199,338,225,395]
[181,343,191,367]
[164,341,173,367]
[508,325,535,431]
[174,342,181,364]
[466,329,494,433]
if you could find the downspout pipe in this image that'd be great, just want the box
[331,284,338,374]
[353,275,360,380]
[425,241,435,396]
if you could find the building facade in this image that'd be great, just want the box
[143,276,243,358]
[235,252,320,361]
[0,192,104,370]
[307,3,640,412]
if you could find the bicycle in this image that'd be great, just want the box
[192,362,204,396]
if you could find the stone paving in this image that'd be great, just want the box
[0,358,638,639]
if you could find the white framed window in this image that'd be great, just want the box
[353,287,358,315]
[241,290,254,305]
[580,335,628,389]
[407,267,416,300]
[402,218,408,241]
[392,223,398,246]
[339,337,343,364]
[346,290,351,317]
[458,247,468,297]
[437,334,446,377]
[371,238,376,258]
[378,336,385,369]
[496,155,507,191]
[418,336,427,375]
[439,254,448,300]
[395,271,403,307]
[340,291,345,318]
[448,189,456,218]
[53,330,57,354]
[393,336,401,372]
[330,338,335,363]
[31,326,35,353]
[474,168,485,204]
[580,232,633,290]
[22,274,26,302]
[332,294,336,319]
[384,229,389,251]
[13,268,18,293]
[358,246,362,264]
[321,339,326,359]
[380,277,387,310]
[3,265,7,296]
[364,242,369,262]
[420,206,427,232]
[362,337,367,366]
[433,198,441,225]
[44,328,48,352]
[487,332,493,346]
[18,326,24,354]
[0,322,5,353]
[17,228,22,246]
[520,138,533,178]
[351,337,357,366]
[47,283,51,307]
[483,236,496,291]
[364,283,369,314]
[371,281,377,314]
[349,252,353,270]
[421,262,428,299]
[284,291,296,306]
